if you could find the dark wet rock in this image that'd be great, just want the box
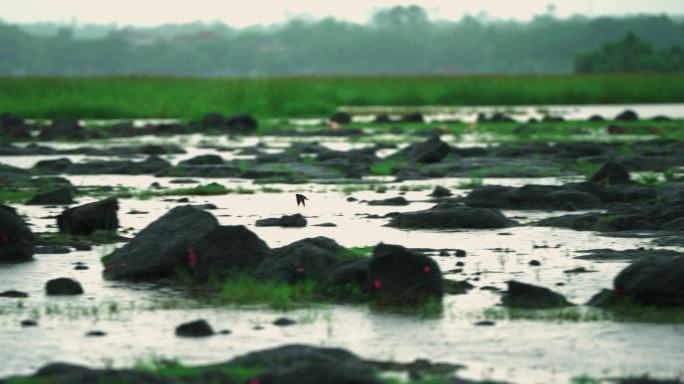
[589,162,631,185]
[273,317,296,326]
[368,196,409,206]
[57,197,119,236]
[45,277,84,295]
[230,344,381,384]
[178,154,225,166]
[529,260,541,266]
[400,112,424,123]
[35,245,71,254]
[564,267,595,274]
[430,186,452,197]
[201,112,225,127]
[367,243,443,303]
[257,152,300,163]
[156,163,240,178]
[105,206,269,281]
[74,265,89,270]
[85,330,106,337]
[462,184,602,210]
[39,118,86,140]
[321,258,370,288]
[0,290,28,298]
[575,248,683,262]
[615,109,639,121]
[610,256,684,306]
[66,156,171,175]
[0,113,31,139]
[191,203,218,210]
[21,319,37,327]
[26,188,74,205]
[474,320,496,326]
[478,112,514,123]
[169,178,199,184]
[374,114,391,123]
[255,213,307,227]
[501,281,573,309]
[443,280,474,295]
[0,205,35,261]
[33,158,73,173]
[329,112,352,124]
[388,201,516,229]
[176,319,214,337]
[225,113,258,134]
[254,237,344,283]
[542,115,564,123]
[401,135,450,164]
[588,114,605,122]
[314,222,337,227]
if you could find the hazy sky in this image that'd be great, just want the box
[1,0,683,26]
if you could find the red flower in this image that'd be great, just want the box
[613,287,622,295]
[187,247,198,268]
[373,279,382,289]
[423,265,431,274]
[105,263,113,271]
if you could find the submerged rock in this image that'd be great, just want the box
[0,204,35,262]
[501,281,573,309]
[45,277,84,295]
[57,197,119,236]
[388,201,515,229]
[0,290,28,298]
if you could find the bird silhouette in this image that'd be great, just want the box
[295,194,308,207]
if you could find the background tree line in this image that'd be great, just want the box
[1,5,683,76]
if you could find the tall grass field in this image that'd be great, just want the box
[1,74,683,119]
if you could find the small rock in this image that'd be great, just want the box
[45,278,84,295]
[529,260,541,266]
[175,319,214,337]
[430,186,452,197]
[74,265,89,270]
[21,319,37,327]
[0,290,28,298]
[273,317,297,326]
[85,330,106,337]
[474,320,495,326]
[35,245,71,254]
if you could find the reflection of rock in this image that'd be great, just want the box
[501,281,573,309]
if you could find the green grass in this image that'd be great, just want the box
[337,246,374,260]
[2,74,684,119]
[216,273,320,310]
[455,178,484,189]
[116,182,253,199]
[370,158,404,176]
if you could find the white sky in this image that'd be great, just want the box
[1,0,683,27]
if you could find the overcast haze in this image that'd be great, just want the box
[1,0,684,27]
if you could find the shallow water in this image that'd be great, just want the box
[2,132,684,383]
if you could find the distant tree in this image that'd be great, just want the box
[575,31,684,73]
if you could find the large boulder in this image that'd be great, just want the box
[501,281,573,309]
[388,201,515,229]
[26,188,74,205]
[367,243,443,304]
[254,237,344,283]
[57,197,119,236]
[0,204,35,261]
[104,206,268,281]
[175,319,214,337]
[612,256,684,306]
[225,113,258,134]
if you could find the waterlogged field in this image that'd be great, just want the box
[1,106,684,384]
[1,74,684,119]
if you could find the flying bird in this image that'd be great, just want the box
[295,194,308,207]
